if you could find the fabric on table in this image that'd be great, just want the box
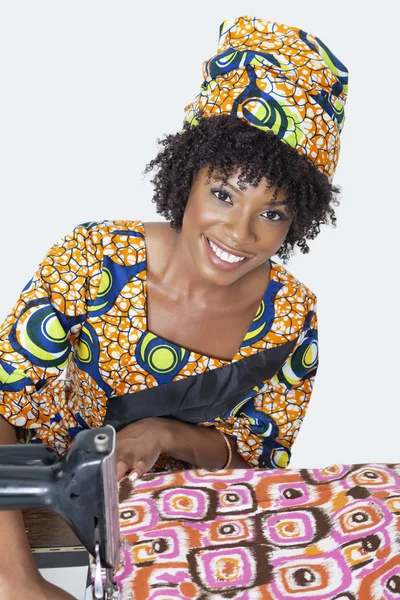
[0,220,318,469]
[112,463,400,599]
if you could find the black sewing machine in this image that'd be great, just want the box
[0,426,121,600]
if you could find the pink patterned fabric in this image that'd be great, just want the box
[111,463,400,599]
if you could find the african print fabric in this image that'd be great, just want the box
[103,335,299,433]
[184,16,349,181]
[111,463,400,599]
[0,221,318,470]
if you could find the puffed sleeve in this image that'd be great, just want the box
[0,224,103,441]
[198,295,319,469]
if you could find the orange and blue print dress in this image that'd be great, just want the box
[0,220,318,470]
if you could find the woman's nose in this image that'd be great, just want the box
[221,214,256,246]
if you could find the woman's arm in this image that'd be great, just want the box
[0,416,38,582]
[162,418,250,469]
[0,223,104,452]
[0,417,75,599]
[115,416,250,480]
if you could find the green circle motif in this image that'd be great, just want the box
[98,268,112,298]
[77,340,92,363]
[272,448,289,468]
[41,314,68,342]
[216,51,238,68]
[245,98,274,127]
[148,345,179,374]
[302,341,318,369]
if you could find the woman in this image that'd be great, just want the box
[0,16,347,599]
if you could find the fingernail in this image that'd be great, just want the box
[129,472,138,482]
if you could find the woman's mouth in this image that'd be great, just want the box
[203,236,250,270]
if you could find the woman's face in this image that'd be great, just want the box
[181,167,293,287]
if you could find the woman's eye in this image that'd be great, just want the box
[212,189,232,204]
[262,210,284,222]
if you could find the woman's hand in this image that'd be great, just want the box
[115,417,170,481]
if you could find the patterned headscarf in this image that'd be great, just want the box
[184,16,349,181]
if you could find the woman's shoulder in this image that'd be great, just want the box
[61,220,147,271]
[73,219,145,239]
[72,220,172,245]
[69,220,174,272]
[270,260,317,308]
[74,219,146,252]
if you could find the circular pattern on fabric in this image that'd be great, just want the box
[346,466,400,490]
[258,506,329,548]
[75,324,112,395]
[386,496,400,515]
[155,487,212,521]
[10,300,70,368]
[0,359,32,392]
[278,332,318,388]
[302,340,318,370]
[118,498,158,533]
[189,545,262,591]
[148,345,179,373]
[301,464,354,485]
[210,519,252,544]
[77,339,92,363]
[217,484,256,515]
[243,96,288,133]
[87,254,145,317]
[136,332,190,384]
[270,551,351,599]
[184,17,349,181]
[259,438,291,469]
[242,95,306,149]
[386,574,400,594]
[113,461,400,599]
[97,267,113,298]
[334,499,390,542]
[242,299,271,346]
[128,527,181,567]
[341,532,387,572]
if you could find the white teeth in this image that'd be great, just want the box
[208,239,246,264]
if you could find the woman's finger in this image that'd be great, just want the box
[129,459,148,481]
[116,459,130,481]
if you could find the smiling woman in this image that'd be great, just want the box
[146,114,339,264]
[0,14,347,472]
[0,14,348,599]
[183,166,292,283]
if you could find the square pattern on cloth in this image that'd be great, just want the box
[100,463,400,599]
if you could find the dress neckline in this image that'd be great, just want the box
[138,220,276,364]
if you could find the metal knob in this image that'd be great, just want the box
[94,433,109,453]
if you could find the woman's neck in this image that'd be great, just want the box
[143,221,270,310]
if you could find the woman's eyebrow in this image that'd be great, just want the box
[263,200,287,207]
[221,180,287,206]
[222,181,243,195]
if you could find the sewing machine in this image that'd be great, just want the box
[0,426,121,600]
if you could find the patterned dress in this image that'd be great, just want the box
[0,220,318,470]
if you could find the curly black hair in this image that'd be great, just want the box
[144,115,340,263]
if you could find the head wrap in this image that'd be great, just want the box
[184,16,349,181]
